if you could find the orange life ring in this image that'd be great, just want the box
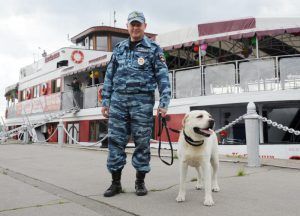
[41,83,48,95]
[98,88,102,102]
[25,89,31,100]
[71,50,84,64]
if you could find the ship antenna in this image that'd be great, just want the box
[109,10,111,26]
[114,10,117,27]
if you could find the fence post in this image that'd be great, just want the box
[58,119,64,147]
[244,102,261,167]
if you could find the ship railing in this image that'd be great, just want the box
[62,85,105,110]
[82,84,103,109]
[5,89,81,119]
[5,54,300,118]
[61,90,81,110]
[172,54,300,99]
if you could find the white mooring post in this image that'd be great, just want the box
[244,102,261,167]
[58,119,64,147]
[23,125,29,144]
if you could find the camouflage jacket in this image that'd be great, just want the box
[102,36,171,109]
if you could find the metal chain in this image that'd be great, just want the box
[257,115,300,136]
[1,125,26,140]
[215,114,246,134]
[62,124,108,146]
[1,106,79,143]
[33,126,59,143]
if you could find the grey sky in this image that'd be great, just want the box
[1,0,300,119]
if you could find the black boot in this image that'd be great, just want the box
[103,170,122,197]
[135,171,148,196]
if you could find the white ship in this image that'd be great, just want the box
[2,18,300,159]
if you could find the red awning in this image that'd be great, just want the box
[162,27,300,50]
[198,18,256,36]
[256,29,285,36]
[286,28,300,34]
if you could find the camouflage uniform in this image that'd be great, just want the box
[102,35,171,173]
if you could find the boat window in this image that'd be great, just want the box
[89,37,93,49]
[19,90,24,101]
[22,90,26,101]
[264,107,300,143]
[57,60,68,68]
[33,85,40,98]
[57,79,61,92]
[111,36,127,48]
[96,36,108,51]
[77,40,85,47]
[89,120,108,142]
[51,79,61,93]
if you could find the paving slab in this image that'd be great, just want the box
[0,143,299,216]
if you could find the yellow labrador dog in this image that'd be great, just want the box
[176,110,220,206]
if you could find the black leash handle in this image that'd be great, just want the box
[158,113,174,166]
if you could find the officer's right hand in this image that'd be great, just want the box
[101,106,109,118]
[157,107,168,118]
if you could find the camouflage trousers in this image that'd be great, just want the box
[107,91,155,173]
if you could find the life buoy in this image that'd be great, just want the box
[98,88,102,102]
[41,83,48,95]
[71,50,84,64]
[25,89,31,100]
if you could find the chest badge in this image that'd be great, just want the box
[137,57,145,66]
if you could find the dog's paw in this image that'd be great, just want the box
[176,194,186,202]
[195,182,204,190]
[212,185,220,192]
[203,196,214,206]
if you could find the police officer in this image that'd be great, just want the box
[101,11,171,197]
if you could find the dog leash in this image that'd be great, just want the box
[157,113,180,166]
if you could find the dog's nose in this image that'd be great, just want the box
[208,119,215,128]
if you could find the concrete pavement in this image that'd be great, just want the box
[0,143,299,216]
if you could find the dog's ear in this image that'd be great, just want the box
[182,114,189,128]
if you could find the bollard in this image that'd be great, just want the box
[31,127,38,143]
[23,126,29,144]
[244,102,261,167]
[58,119,64,147]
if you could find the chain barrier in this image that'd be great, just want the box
[62,124,108,147]
[0,125,27,143]
[33,127,59,143]
[3,110,300,145]
[215,114,246,134]
[257,115,300,136]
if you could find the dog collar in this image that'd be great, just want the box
[183,130,204,146]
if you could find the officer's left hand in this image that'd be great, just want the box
[157,107,168,118]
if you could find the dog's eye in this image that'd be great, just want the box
[197,115,203,118]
